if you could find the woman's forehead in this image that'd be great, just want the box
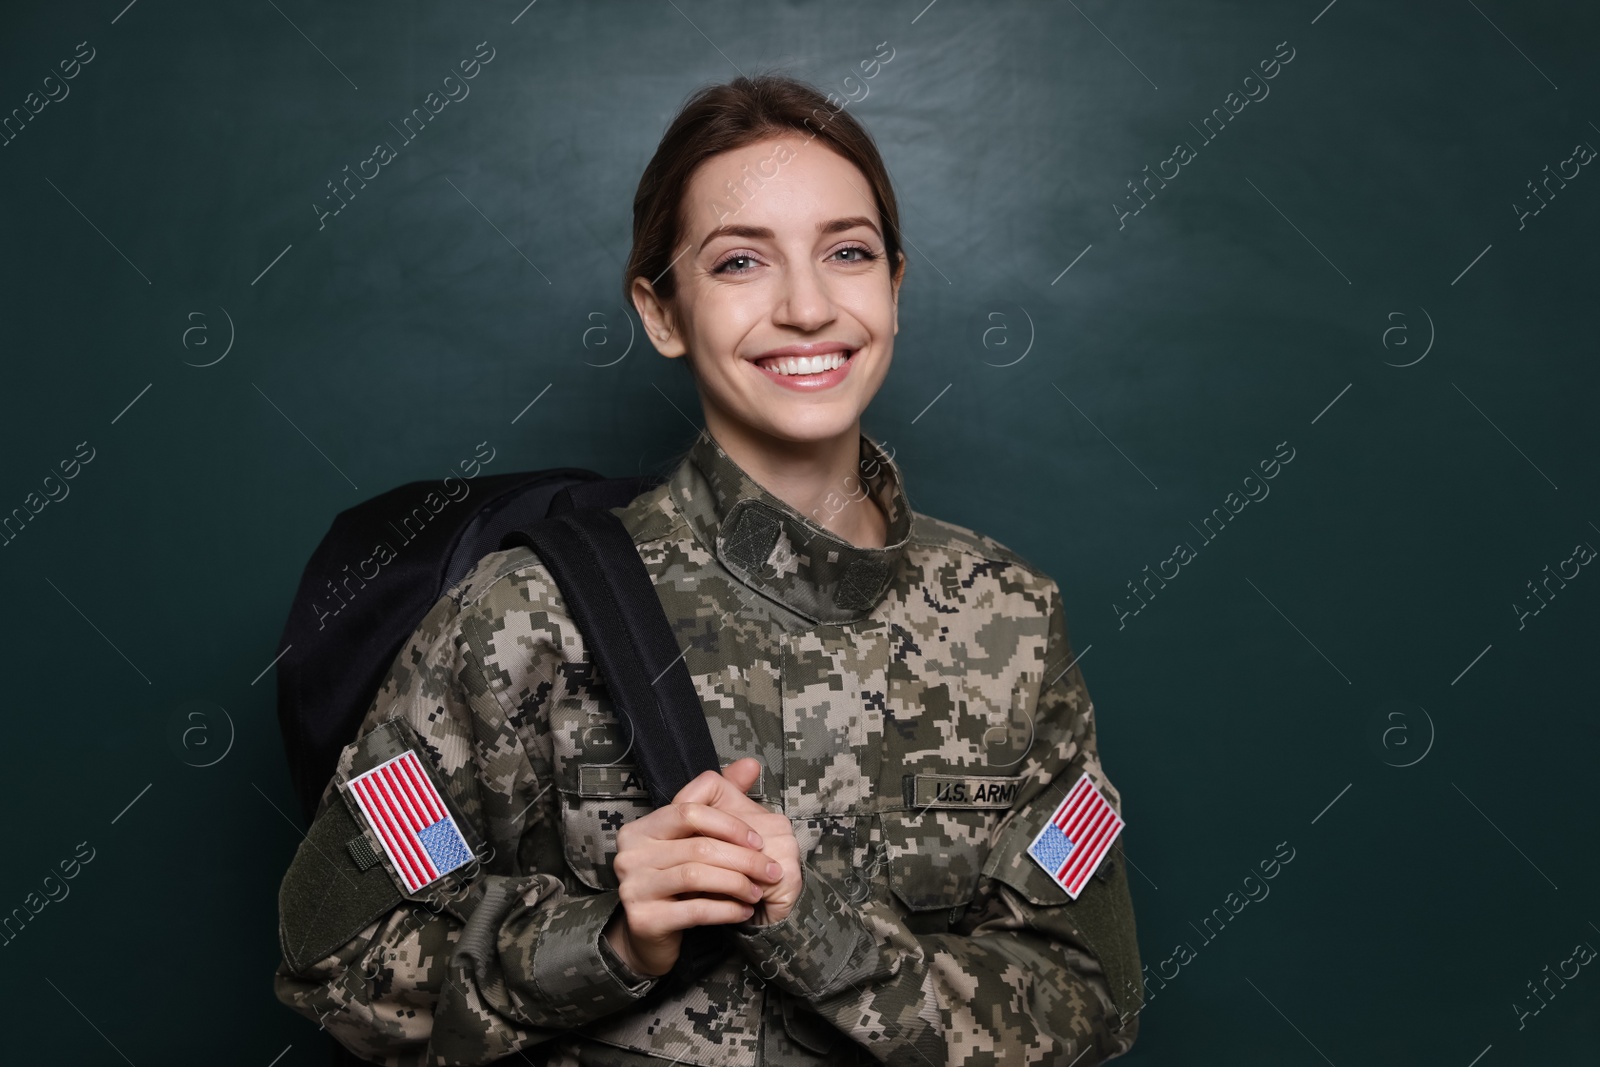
[680,137,878,241]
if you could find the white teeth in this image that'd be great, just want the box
[759,351,851,376]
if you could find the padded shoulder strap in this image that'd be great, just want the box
[501,507,732,991]
[501,509,720,806]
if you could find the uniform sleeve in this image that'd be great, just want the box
[272,571,661,1066]
[730,580,1144,1065]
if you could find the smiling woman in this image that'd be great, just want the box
[625,83,907,515]
[274,71,1142,1067]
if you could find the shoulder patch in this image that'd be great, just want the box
[336,717,486,901]
[1025,773,1124,899]
[348,750,476,893]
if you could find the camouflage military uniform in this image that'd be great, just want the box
[274,427,1143,1066]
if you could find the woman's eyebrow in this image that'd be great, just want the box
[697,215,881,253]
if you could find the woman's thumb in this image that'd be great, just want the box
[721,756,762,793]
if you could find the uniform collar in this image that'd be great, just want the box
[668,427,912,625]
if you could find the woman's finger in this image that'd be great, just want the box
[618,859,759,906]
[656,835,785,884]
[668,860,766,902]
[631,897,757,935]
[673,766,770,819]
[620,799,762,851]
[615,832,782,893]
[719,757,762,794]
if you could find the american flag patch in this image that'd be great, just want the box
[346,751,474,893]
[1025,773,1124,899]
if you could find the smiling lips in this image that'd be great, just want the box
[751,342,858,390]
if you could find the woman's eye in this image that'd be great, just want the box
[713,245,878,274]
[712,253,758,275]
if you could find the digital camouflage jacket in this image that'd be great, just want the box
[274,427,1144,1066]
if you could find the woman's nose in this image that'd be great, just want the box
[773,263,836,332]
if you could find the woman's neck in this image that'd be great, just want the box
[702,418,889,550]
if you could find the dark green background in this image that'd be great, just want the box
[2,0,1595,1063]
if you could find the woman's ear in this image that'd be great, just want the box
[631,275,688,358]
[890,251,906,335]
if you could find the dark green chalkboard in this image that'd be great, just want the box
[2,0,1595,1063]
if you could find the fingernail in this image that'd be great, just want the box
[766,862,782,879]
[747,831,764,849]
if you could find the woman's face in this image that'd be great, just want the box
[633,134,904,451]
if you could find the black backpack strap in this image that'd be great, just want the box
[499,507,733,992]
[500,509,720,805]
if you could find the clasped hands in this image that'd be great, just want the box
[603,757,802,978]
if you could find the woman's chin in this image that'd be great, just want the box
[722,409,867,449]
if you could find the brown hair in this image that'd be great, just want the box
[623,71,904,310]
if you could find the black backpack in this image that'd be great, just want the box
[273,464,729,1065]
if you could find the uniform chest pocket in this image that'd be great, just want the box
[879,772,1025,916]
[556,763,654,891]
